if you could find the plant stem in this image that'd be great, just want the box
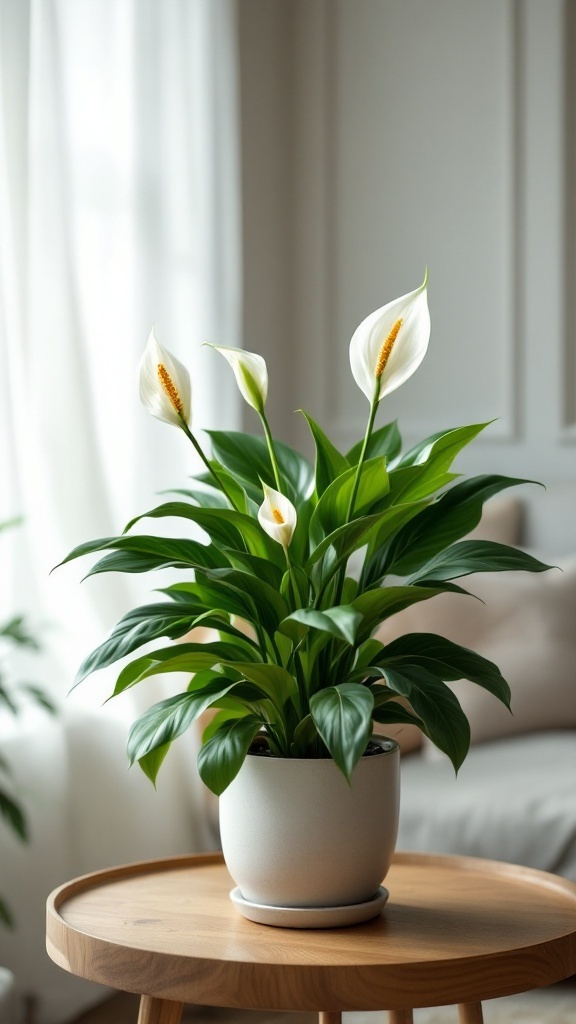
[260,411,283,491]
[179,419,239,510]
[345,377,380,523]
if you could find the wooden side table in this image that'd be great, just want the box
[46,852,576,1024]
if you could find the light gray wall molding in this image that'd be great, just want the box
[238,0,575,483]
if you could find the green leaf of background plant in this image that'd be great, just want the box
[346,421,402,466]
[197,714,263,795]
[299,410,350,496]
[0,788,27,841]
[309,683,374,780]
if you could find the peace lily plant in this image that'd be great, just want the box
[60,274,548,796]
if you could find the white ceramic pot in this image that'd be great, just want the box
[219,735,400,909]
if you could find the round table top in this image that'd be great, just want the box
[46,851,576,1012]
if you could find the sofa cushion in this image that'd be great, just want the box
[398,731,576,881]
[379,553,576,747]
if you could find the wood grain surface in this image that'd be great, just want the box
[46,852,576,1012]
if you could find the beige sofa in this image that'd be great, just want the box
[383,487,576,880]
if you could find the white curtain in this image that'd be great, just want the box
[0,2,241,1021]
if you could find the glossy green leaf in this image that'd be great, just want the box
[128,676,243,768]
[197,714,263,795]
[309,683,374,780]
[109,642,259,697]
[408,541,552,584]
[206,430,314,503]
[310,457,390,543]
[73,602,214,687]
[199,568,289,635]
[351,586,445,641]
[369,633,511,707]
[280,605,363,645]
[371,665,470,771]
[201,707,250,744]
[223,662,300,712]
[346,421,402,466]
[396,422,490,472]
[222,549,283,590]
[382,475,538,577]
[299,410,349,496]
[123,502,284,566]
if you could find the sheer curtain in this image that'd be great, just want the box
[0,2,241,1020]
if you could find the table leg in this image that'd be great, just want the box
[388,1012,414,1024]
[319,1014,342,1024]
[458,1003,484,1024]
[137,996,184,1024]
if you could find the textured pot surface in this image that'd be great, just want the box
[219,737,400,908]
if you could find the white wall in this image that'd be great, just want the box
[238,0,575,531]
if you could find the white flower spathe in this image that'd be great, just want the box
[208,344,268,413]
[349,273,430,402]
[139,328,192,428]
[258,483,297,549]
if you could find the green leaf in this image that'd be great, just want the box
[280,605,363,645]
[280,565,310,609]
[123,502,284,566]
[223,662,300,712]
[371,696,425,731]
[299,410,349,496]
[199,568,289,636]
[20,685,57,714]
[109,642,258,696]
[197,714,263,795]
[201,707,250,744]
[370,633,511,708]
[408,541,552,584]
[351,585,445,641]
[206,431,314,504]
[0,895,14,928]
[222,549,283,590]
[305,511,385,567]
[397,422,490,473]
[382,475,539,577]
[346,421,402,466]
[309,683,374,780]
[310,457,390,542]
[138,743,171,785]
[57,534,229,575]
[127,677,243,772]
[371,666,470,771]
[73,602,216,687]
[0,788,27,841]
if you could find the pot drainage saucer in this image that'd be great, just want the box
[230,886,389,928]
